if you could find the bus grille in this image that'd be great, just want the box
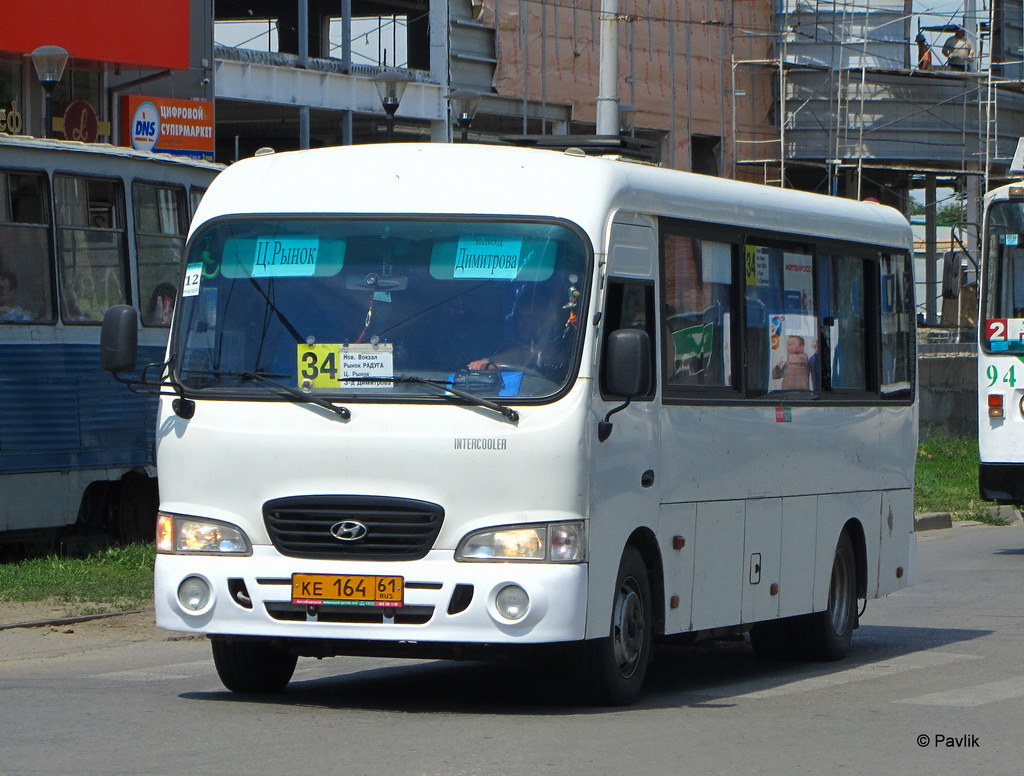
[263,496,444,560]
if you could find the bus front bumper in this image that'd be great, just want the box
[154,548,589,647]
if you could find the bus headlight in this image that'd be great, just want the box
[456,521,586,562]
[157,512,251,555]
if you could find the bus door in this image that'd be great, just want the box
[586,219,660,639]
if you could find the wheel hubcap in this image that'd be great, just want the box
[611,577,645,677]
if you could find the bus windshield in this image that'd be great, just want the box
[982,200,1024,350]
[173,218,590,400]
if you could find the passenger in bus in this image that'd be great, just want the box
[0,269,32,322]
[149,282,177,325]
[466,282,575,380]
[771,334,811,390]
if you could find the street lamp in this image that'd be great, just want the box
[30,45,69,140]
[447,89,481,142]
[374,71,408,142]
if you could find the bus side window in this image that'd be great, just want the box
[601,278,655,400]
[818,254,868,391]
[744,242,818,395]
[880,253,915,398]
[662,234,735,389]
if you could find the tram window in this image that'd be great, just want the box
[55,175,128,322]
[190,187,206,217]
[0,170,53,322]
[135,182,187,326]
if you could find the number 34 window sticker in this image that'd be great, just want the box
[297,342,395,389]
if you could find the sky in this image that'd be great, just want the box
[913,0,984,31]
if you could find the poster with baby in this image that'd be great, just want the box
[768,313,817,391]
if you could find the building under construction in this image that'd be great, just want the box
[5,1,1017,320]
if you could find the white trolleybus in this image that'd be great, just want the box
[977,179,1024,502]
[102,143,917,705]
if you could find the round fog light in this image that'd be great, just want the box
[495,585,530,621]
[178,575,211,612]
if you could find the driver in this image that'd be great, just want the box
[467,282,576,379]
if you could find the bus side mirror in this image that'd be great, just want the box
[605,328,652,398]
[101,305,140,374]
[941,250,961,301]
[599,329,652,442]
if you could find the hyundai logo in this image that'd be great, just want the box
[330,520,368,542]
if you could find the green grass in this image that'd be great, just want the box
[0,438,1002,606]
[916,434,1006,524]
[0,543,155,611]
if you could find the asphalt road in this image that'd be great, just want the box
[1,521,1021,775]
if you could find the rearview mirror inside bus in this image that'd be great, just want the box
[100,305,140,374]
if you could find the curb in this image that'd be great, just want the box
[914,506,1024,532]
[0,608,145,632]
[914,512,953,531]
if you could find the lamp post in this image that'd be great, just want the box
[30,45,69,140]
[447,89,481,142]
[373,71,408,142]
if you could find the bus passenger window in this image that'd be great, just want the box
[743,242,817,395]
[880,253,915,398]
[818,255,868,391]
[662,233,734,389]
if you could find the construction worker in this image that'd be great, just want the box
[942,27,974,71]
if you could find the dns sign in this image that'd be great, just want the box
[0,102,24,135]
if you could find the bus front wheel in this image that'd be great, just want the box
[569,546,652,706]
[793,531,858,661]
[211,637,297,693]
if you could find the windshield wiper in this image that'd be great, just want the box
[342,374,520,423]
[186,369,351,420]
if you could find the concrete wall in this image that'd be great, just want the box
[919,354,977,440]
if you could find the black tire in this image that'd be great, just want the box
[792,531,858,661]
[569,546,652,706]
[211,637,297,693]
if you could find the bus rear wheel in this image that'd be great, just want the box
[569,546,652,706]
[211,637,297,693]
[793,531,858,661]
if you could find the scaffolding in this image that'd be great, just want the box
[733,0,1024,328]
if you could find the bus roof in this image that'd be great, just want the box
[194,143,913,252]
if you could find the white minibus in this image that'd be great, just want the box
[102,143,917,705]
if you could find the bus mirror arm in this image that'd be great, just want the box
[598,398,632,442]
[101,305,195,415]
